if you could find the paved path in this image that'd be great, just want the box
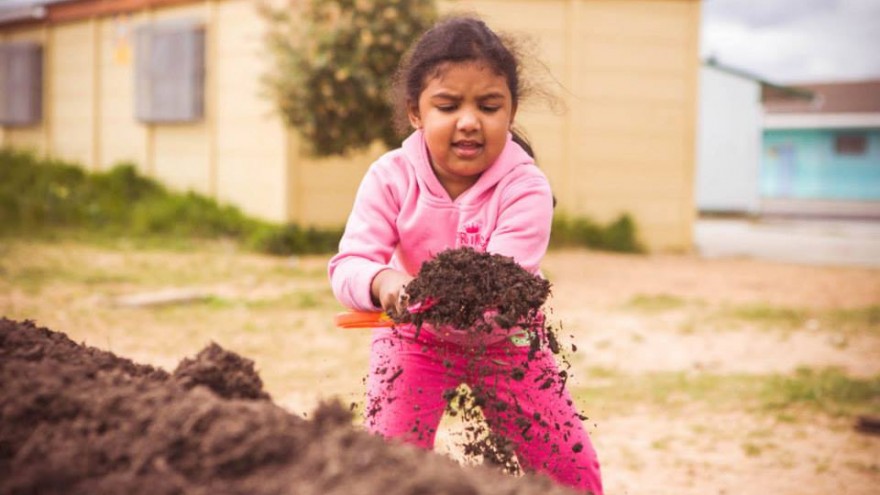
[694,218,880,268]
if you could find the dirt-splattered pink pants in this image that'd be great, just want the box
[365,326,603,495]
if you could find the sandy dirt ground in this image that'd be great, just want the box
[1,240,878,494]
[540,251,880,495]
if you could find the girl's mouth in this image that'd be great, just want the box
[453,141,483,159]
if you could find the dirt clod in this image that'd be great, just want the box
[393,247,551,333]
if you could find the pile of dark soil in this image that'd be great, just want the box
[0,318,578,495]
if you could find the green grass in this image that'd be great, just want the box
[0,148,343,256]
[572,366,880,417]
[761,367,880,416]
[622,296,880,335]
[823,306,880,335]
[550,212,645,253]
[623,294,692,313]
[722,303,809,329]
[2,147,644,255]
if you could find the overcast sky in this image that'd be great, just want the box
[700,0,880,84]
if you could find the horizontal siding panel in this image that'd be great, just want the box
[579,0,692,41]
[579,39,690,73]
[573,72,688,103]
[571,102,687,136]
[574,133,687,167]
[448,0,567,29]
[214,0,288,222]
[51,23,94,165]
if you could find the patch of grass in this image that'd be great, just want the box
[742,442,764,457]
[688,303,880,335]
[3,148,642,256]
[823,306,880,335]
[572,367,880,417]
[573,370,759,412]
[0,148,342,256]
[650,436,673,450]
[623,294,690,313]
[761,367,880,416]
[722,303,808,329]
[550,212,645,253]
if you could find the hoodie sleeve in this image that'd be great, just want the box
[328,162,402,311]
[486,168,554,275]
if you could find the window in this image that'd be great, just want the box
[135,20,204,123]
[0,41,42,126]
[835,133,867,156]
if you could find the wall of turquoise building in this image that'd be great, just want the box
[761,129,880,201]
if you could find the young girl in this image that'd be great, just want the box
[328,15,603,494]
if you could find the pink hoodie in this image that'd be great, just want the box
[328,129,554,312]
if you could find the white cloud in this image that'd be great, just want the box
[701,0,880,83]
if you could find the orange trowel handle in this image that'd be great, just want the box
[333,311,394,329]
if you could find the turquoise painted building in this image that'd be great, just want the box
[760,80,880,218]
[762,129,880,201]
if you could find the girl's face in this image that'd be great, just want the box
[408,61,516,200]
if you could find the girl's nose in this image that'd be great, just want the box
[457,111,479,132]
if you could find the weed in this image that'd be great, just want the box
[742,442,763,457]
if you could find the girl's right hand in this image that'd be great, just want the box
[371,269,415,315]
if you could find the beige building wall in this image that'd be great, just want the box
[51,21,97,168]
[0,0,700,251]
[98,13,148,173]
[288,138,386,228]
[214,0,289,223]
[441,0,701,251]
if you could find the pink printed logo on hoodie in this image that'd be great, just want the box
[458,222,487,250]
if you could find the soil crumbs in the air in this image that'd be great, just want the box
[0,317,579,495]
[379,248,578,476]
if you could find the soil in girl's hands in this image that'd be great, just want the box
[376,247,583,475]
[390,247,551,333]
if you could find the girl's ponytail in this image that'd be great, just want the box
[511,128,535,159]
[511,127,556,208]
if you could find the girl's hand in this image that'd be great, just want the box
[371,269,415,315]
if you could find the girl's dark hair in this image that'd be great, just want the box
[392,15,535,158]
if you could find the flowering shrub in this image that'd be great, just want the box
[261,0,436,156]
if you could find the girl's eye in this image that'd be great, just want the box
[481,105,500,113]
[437,105,457,112]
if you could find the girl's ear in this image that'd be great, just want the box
[407,103,422,129]
[510,102,518,125]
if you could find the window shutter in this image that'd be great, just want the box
[0,41,42,126]
[134,20,204,123]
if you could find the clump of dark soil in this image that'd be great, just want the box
[0,318,578,495]
[173,342,270,400]
[392,247,551,334]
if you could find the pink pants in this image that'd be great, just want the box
[365,326,603,495]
